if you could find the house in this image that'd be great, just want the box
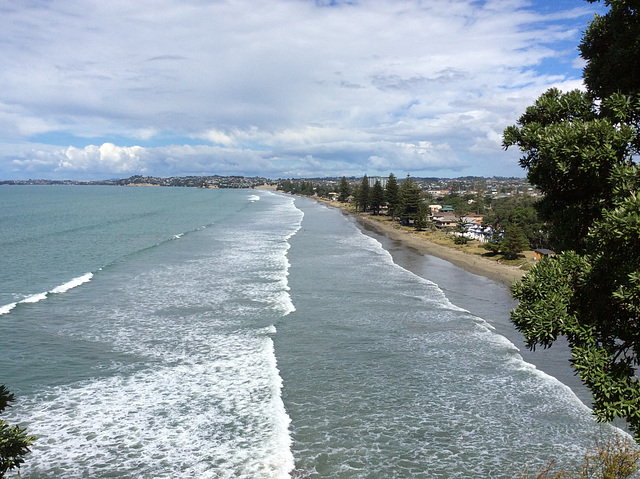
[534,249,556,261]
[432,212,458,228]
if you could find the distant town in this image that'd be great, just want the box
[0,174,536,199]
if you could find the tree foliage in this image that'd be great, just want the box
[414,201,429,231]
[445,193,474,217]
[512,167,640,435]
[370,180,385,215]
[398,175,422,224]
[580,0,640,102]
[503,89,635,252]
[483,196,546,249]
[506,0,640,440]
[385,173,400,220]
[501,224,530,259]
[454,218,469,245]
[338,176,351,202]
[357,175,370,212]
[1,386,35,479]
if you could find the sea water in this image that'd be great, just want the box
[0,186,623,478]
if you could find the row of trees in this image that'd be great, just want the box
[340,173,544,258]
[339,174,432,229]
[506,0,640,440]
[278,179,333,197]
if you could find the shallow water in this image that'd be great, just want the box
[0,187,622,478]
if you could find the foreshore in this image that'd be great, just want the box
[313,199,597,407]
[318,199,526,288]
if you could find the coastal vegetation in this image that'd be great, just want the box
[506,0,640,442]
[289,172,542,265]
[521,436,640,479]
[0,386,35,479]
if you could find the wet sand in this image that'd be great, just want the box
[348,211,525,288]
[318,198,525,288]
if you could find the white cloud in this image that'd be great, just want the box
[0,0,604,179]
[56,144,146,173]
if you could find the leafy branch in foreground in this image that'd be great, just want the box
[1,385,36,479]
[512,165,640,437]
[505,0,640,440]
[521,436,640,479]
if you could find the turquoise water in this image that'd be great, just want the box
[0,186,622,478]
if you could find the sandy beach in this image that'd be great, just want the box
[318,199,527,288]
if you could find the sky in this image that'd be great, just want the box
[0,0,606,180]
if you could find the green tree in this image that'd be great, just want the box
[580,0,640,102]
[385,173,400,220]
[512,167,640,437]
[370,180,384,215]
[506,0,640,440]
[483,196,545,249]
[314,183,331,198]
[358,175,370,212]
[398,175,422,224]
[445,193,471,217]
[297,180,314,196]
[503,88,635,252]
[351,183,361,211]
[338,176,351,202]
[500,224,529,259]
[279,179,293,193]
[482,228,502,254]
[1,386,36,478]
[414,201,429,231]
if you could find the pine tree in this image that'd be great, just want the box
[338,176,351,202]
[358,175,370,212]
[385,173,400,220]
[501,225,528,259]
[399,175,421,224]
[370,180,384,215]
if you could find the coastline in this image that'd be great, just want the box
[318,199,526,288]
[308,198,599,409]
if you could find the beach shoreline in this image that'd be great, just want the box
[317,198,526,288]
[309,199,601,408]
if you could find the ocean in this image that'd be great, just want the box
[0,185,623,478]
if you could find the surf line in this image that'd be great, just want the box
[0,272,93,316]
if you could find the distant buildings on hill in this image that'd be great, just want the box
[1,174,536,198]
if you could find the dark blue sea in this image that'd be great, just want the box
[0,186,624,478]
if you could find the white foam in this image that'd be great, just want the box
[50,273,93,294]
[345,220,472,314]
[248,194,260,202]
[14,332,294,478]
[9,192,305,476]
[0,302,17,315]
[21,292,48,303]
[1,273,93,316]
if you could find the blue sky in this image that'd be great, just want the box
[0,0,605,180]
